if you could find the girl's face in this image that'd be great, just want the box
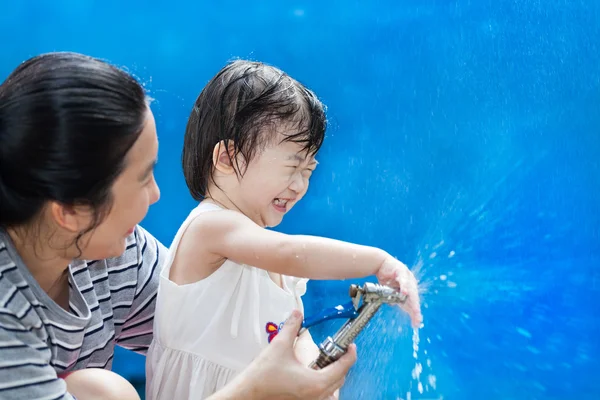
[233,135,318,228]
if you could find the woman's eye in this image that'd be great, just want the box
[144,174,155,185]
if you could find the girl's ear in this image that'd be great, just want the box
[212,140,236,174]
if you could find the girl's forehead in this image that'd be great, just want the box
[283,152,318,165]
[262,137,318,163]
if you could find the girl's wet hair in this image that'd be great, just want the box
[182,59,326,200]
[0,52,148,243]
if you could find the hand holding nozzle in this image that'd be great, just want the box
[304,282,408,370]
[349,282,408,308]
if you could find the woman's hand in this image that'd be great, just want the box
[212,309,356,400]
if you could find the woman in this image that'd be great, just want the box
[0,52,356,400]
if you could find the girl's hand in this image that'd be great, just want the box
[376,256,423,328]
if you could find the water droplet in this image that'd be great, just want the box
[514,363,527,372]
[448,250,455,258]
[516,327,532,338]
[428,374,437,389]
[440,274,447,281]
[447,281,457,288]
[429,252,437,259]
[411,362,422,379]
[527,345,541,354]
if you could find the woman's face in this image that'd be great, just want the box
[73,109,161,260]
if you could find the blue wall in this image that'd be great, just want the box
[1,0,598,398]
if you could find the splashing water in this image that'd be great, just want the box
[314,148,596,399]
[362,155,564,399]
[404,324,441,399]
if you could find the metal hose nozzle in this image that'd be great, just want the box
[309,282,406,370]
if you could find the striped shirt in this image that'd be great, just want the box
[0,225,167,400]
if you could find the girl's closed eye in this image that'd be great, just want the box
[302,168,314,178]
[285,165,300,176]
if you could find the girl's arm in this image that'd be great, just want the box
[190,209,388,279]
[181,208,422,328]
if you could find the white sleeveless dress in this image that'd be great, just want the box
[145,202,308,400]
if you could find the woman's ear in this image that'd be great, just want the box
[49,202,93,233]
[212,140,237,174]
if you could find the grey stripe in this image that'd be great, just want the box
[0,226,166,399]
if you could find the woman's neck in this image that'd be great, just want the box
[6,226,73,302]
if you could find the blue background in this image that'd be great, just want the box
[1,0,598,398]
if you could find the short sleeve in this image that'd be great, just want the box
[112,225,167,355]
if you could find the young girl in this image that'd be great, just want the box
[146,60,422,400]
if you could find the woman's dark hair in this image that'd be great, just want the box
[182,59,326,200]
[0,51,148,237]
